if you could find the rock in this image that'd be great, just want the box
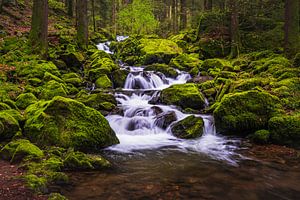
[59,52,85,71]
[293,52,300,67]
[0,110,21,140]
[138,39,183,65]
[154,111,177,129]
[48,193,68,200]
[15,93,38,110]
[24,96,119,151]
[169,53,202,71]
[144,64,178,78]
[200,58,232,72]
[17,61,60,79]
[251,130,270,144]
[0,102,11,111]
[214,90,281,135]
[43,72,64,83]
[63,150,110,171]
[111,69,130,88]
[171,115,204,139]
[0,139,44,163]
[40,80,68,100]
[187,76,213,84]
[95,74,113,89]
[87,58,118,81]
[269,113,300,147]
[160,83,206,110]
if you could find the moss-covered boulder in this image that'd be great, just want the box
[293,52,300,67]
[0,102,11,111]
[15,93,38,110]
[43,72,64,83]
[63,150,110,170]
[214,90,281,135]
[269,113,300,147]
[0,139,44,163]
[200,58,232,72]
[0,110,21,140]
[17,61,60,79]
[24,96,119,151]
[171,115,204,139]
[169,54,202,72]
[144,64,178,78]
[111,69,130,88]
[139,39,183,65]
[40,80,68,100]
[62,73,83,87]
[95,74,113,89]
[160,84,206,110]
[59,52,85,71]
[251,129,270,144]
[76,91,117,115]
[87,58,118,82]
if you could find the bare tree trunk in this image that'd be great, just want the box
[76,0,88,48]
[92,0,96,31]
[229,0,240,58]
[67,0,73,17]
[30,0,48,56]
[284,0,300,57]
[179,0,187,30]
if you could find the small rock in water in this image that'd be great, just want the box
[154,111,178,129]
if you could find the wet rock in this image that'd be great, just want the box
[171,115,204,139]
[111,69,129,88]
[154,111,177,129]
[187,75,214,84]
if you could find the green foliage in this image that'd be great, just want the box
[117,0,159,35]
[15,93,38,110]
[171,116,204,139]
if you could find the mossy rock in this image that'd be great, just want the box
[214,90,282,135]
[251,129,270,144]
[200,58,232,72]
[160,83,206,110]
[111,69,130,88]
[0,139,44,163]
[17,61,60,79]
[76,91,117,115]
[63,150,110,171]
[24,96,119,151]
[144,64,178,78]
[48,193,68,200]
[43,72,64,83]
[169,53,202,71]
[64,78,83,87]
[269,113,300,147]
[0,102,11,111]
[95,74,113,89]
[293,52,300,67]
[0,110,21,140]
[90,57,117,72]
[28,78,43,86]
[171,115,204,139]
[15,93,38,110]
[139,39,183,65]
[59,52,85,71]
[233,78,271,92]
[24,174,48,193]
[40,80,68,100]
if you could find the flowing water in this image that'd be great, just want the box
[61,41,300,200]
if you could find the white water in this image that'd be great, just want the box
[106,65,241,165]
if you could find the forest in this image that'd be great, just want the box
[0,0,299,199]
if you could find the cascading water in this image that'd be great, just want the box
[106,65,241,165]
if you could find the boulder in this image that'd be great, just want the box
[111,69,130,88]
[15,93,38,110]
[171,115,204,139]
[24,96,119,151]
[214,90,281,135]
[0,110,21,140]
[95,74,113,89]
[160,83,206,110]
[169,53,202,71]
[144,64,178,78]
[154,111,177,129]
[40,80,68,100]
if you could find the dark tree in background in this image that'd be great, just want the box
[229,0,240,58]
[284,0,300,57]
[29,0,48,56]
[76,0,88,48]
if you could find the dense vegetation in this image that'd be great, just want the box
[0,0,299,199]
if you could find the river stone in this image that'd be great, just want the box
[24,96,119,152]
[171,115,204,139]
[160,83,206,110]
[154,111,177,129]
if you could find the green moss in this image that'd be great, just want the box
[293,52,300,67]
[40,80,68,100]
[233,78,271,92]
[44,72,64,83]
[0,139,44,163]
[251,130,270,144]
[214,90,281,135]
[111,69,130,88]
[269,113,300,147]
[17,61,60,79]
[0,110,21,140]
[0,102,11,111]
[48,193,68,200]
[90,57,117,72]
[254,56,291,74]
[63,150,110,171]
[171,115,204,139]
[95,75,113,89]
[200,58,232,72]
[28,78,43,86]
[160,84,206,110]
[24,96,119,151]
[139,39,183,65]
[15,93,38,110]
[169,54,202,71]
[24,174,47,193]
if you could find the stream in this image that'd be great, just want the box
[61,40,300,200]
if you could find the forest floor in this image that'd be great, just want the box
[0,160,47,200]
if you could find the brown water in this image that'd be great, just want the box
[61,143,300,200]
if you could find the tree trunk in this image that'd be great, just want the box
[29,0,48,56]
[179,0,187,30]
[229,0,240,58]
[67,0,73,17]
[204,0,212,11]
[76,0,88,48]
[284,0,300,57]
[92,0,96,31]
